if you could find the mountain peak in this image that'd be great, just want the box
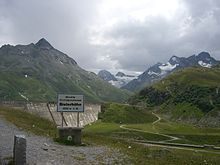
[35,38,53,49]
[197,52,211,59]
[98,70,117,81]
[116,72,126,77]
[169,55,180,64]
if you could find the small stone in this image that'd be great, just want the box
[44,143,49,147]
[128,146,131,149]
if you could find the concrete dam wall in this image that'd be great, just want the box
[0,101,101,127]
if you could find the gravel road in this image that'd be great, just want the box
[0,117,130,165]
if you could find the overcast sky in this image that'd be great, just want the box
[1,0,220,75]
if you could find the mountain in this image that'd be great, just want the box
[122,52,219,91]
[115,72,126,77]
[0,38,131,103]
[97,70,117,81]
[98,70,137,88]
[129,65,220,127]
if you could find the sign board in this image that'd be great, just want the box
[57,94,84,112]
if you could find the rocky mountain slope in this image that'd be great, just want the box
[122,52,219,91]
[129,64,220,127]
[97,70,117,81]
[98,70,136,88]
[0,38,131,103]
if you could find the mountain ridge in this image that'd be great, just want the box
[0,38,131,103]
[122,52,219,91]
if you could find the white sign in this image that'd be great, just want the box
[57,94,84,112]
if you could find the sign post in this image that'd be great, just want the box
[57,94,84,145]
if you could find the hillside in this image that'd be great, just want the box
[98,103,157,124]
[0,38,131,103]
[129,65,220,127]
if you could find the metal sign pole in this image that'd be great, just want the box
[61,112,63,127]
[77,112,79,127]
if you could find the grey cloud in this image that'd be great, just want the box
[93,0,220,72]
[0,0,101,68]
[1,0,220,74]
[97,17,185,71]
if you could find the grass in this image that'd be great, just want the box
[0,106,57,137]
[99,103,157,124]
[0,68,132,103]
[154,67,220,91]
[83,124,220,165]
[124,119,220,146]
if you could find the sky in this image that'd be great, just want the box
[0,0,220,75]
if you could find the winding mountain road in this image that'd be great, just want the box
[120,112,220,155]
[120,112,179,142]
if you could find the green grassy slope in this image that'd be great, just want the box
[99,103,157,124]
[0,70,131,103]
[129,65,220,126]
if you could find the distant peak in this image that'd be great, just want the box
[197,52,210,58]
[116,72,126,77]
[35,38,53,49]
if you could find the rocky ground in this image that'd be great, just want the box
[0,117,130,165]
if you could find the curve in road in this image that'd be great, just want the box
[120,112,179,142]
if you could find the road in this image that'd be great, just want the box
[120,112,220,155]
[120,112,179,142]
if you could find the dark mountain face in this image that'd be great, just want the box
[0,38,130,102]
[116,72,135,78]
[122,52,219,91]
[116,72,126,77]
[98,70,117,81]
[35,38,54,49]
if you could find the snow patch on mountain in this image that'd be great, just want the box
[159,62,178,71]
[198,61,212,68]
[98,70,137,88]
[148,70,160,76]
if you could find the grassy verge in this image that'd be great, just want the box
[0,106,57,137]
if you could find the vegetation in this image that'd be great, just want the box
[98,103,157,124]
[129,66,220,125]
[0,106,57,137]
[83,102,220,164]
[0,43,132,103]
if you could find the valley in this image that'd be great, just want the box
[0,38,220,164]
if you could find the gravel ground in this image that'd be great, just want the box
[0,117,130,165]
